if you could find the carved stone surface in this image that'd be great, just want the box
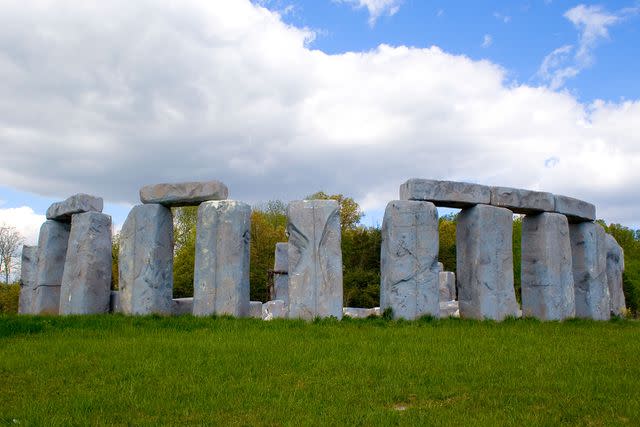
[400,179,491,208]
[343,307,379,318]
[555,195,596,223]
[380,200,440,320]
[457,205,519,320]
[140,181,228,207]
[119,204,174,315]
[193,200,251,317]
[172,298,194,316]
[439,271,456,302]
[605,234,626,316]
[521,213,575,320]
[18,246,38,314]
[110,291,121,313]
[249,301,263,318]
[59,212,113,315]
[273,242,289,306]
[490,187,555,214]
[33,220,70,315]
[262,300,286,320]
[46,193,103,222]
[287,200,343,320]
[570,222,610,320]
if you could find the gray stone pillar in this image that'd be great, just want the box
[273,242,289,306]
[439,271,456,302]
[249,301,263,318]
[287,200,343,320]
[570,222,609,320]
[119,204,173,315]
[193,200,251,317]
[18,245,38,314]
[380,200,439,319]
[605,234,625,316]
[59,212,112,315]
[521,213,575,320]
[456,204,518,320]
[33,220,70,314]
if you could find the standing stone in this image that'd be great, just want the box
[172,298,194,316]
[287,200,343,320]
[439,271,456,302]
[46,194,103,222]
[437,262,444,272]
[605,234,626,316]
[262,300,286,320]
[60,212,113,315]
[110,291,121,313]
[18,246,38,314]
[193,200,251,317]
[380,200,440,320]
[119,204,174,315]
[570,222,609,320]
[32,220,71,315]
[521,213,575,320]
[457,205,518,320]
[249,301,263,318]
[273,242,289,306]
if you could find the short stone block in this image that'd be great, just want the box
[400,179,491,208]
[19,246,38,314]
[172,298,194,316]
[343,307,379,318]
[439,271,456,302]
[605,234,626,316]
[140,181,228,207]
[46,194,103,222]
[249,301,263,318]
[273,242,289,305]
[439,300,460,318]
[490,186,555,214]
[33,220,70,315]
[262,300,286,320]
[554,195,596,223]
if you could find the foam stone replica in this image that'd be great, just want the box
[439,271,456,302]
[119,204,174,315]
[400,179,490,208]
[380,200,440,320]
[140,181,228,207]
[490,187,555,215]
[59,212,113,315]
[262,300,286,320]
[605,234,626,316]
[287,200,343,320]
[46,193,103,222]
[521,213,575,320]
[570,222,610,320]
[249,301,263,318]
[18,246,38,314]
[193,200,251,317]
[273,242,289,306]
[172,298,194,316]
[555,195,596,223]
[457,205,519,320]
[33,220,71,314]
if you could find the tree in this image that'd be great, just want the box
[0,224,24,284]
[306,191,364,231]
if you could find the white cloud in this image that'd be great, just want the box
[335,0,402,26]
[0,207,45,246]
[493,12,511,23]
[482,34,493,48]
[0,0,639,230]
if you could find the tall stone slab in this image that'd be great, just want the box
[33,220,71,314]
[570,222,609,320]
[59,212,112,315]
[605,234,626,316]
[439,271,456,302]
[456,205,518,320]
[381,200,440,320]
[287,200,343,320]
[119,204,174,315]
[521,213,575,320]
[273,242,289,306]
[193,200,251,317]
[18,246,38,314]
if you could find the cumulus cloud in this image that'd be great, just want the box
[0,207,45,246]
[335,0,402,26]
[0,0,639,228]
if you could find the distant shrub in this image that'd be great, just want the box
[0,283,20,314]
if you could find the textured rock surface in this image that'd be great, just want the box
[555,195,596,223]
[46,194,103,222]
[400,179,490,208]
[287,200,343,320]
[172,298,194,316]
[439,271,456,302]
[262,300,286,320]
[521,213,575,320]
[119,204,174,315]
[18,246,38,314]
[140,181,228,207]
[110,291,121,313]
[457,205,519,320]
[249,301,263,318]
[59,212,112,315]
[343,307,379,318]
[490,187,555,214]
[437,262,444,272]
[570,222,609,320]
[193,200,251,317]
[439,300,460,318]
[33,220,70,314]
[381,200,440,320]
[605,234,626,316]
[273,242,289,305]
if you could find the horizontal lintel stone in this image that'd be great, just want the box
[399,179,490,208]
[490,186,555,214]
[554,195,596,223]
[140,181,228,207]
[46,194,103,222]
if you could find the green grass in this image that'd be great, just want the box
[1,315,639,426]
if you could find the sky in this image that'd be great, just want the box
[0,0,639,246]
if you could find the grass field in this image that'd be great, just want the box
[1,315,639,426]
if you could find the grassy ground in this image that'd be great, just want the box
[1,315,639,426]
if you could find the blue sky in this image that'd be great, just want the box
[0,0,639,244]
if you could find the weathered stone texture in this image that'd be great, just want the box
[172,298,194,316]
[570,222,610,320]
[33,220,70,315]
[119,204,174,315]
[262,300,286,320]
[18,246,38,314]
[380,200,440,320]
[193,200,251,317]
[249,301,263,318]
[287,200,343,320]
[457,205,519,320]
[343,307,379,318]
[273,242,289,306]
[521,213,575,320]
[439,271,456,302]
[490,187,555,214]
[46,194,103,222]
[555,195,596,223]
[140,181,228,207]
[605,234,626,316]
[400,179,491,208]
[60,212,113,315]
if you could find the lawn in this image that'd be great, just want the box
[1,315,639,426]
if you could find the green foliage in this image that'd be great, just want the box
[512,216,523,303]
[250,205,287,302]
[342,226,381,308]
[111,233,120,290]
[306,191,364,231]
[0,283,20,314]
[438,214,457,272]
[172,206,198,298]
